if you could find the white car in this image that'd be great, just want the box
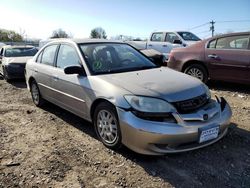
[0,45,38,81]
[128,31,201,59]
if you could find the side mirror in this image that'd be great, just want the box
[64,65,86,76]
[173,39,182,44]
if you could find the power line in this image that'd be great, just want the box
[189,19,250,37]
[201,33,213,39]
[188,22,209,30]
[215,28,250,33]
[196,30,210,34]
[217,20,250,23]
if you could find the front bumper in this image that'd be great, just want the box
[117,97,232,155]
[5,63,26,79]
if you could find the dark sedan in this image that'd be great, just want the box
[167,32,250,84]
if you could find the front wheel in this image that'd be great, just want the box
[30,80,45,107]
[184,64,208,83]
[3,67,10,82]
[93,102,122,149]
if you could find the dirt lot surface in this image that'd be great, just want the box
[0,78,250,188]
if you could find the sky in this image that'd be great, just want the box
[0,0,250,40]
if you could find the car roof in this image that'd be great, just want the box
[46,38,124,45]
[208,31,250,40]
[2,45,35,49]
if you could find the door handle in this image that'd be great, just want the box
[148,44,153,47]
[208,54,219,59]
[34,69,38,73]
[162,45,167,47]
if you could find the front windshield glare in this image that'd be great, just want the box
[177,32,201,41]
[79,43,156,75]
[5,48,38,57]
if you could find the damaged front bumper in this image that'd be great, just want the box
[117,97,232,155]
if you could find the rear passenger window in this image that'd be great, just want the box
[56,45,80,68]
[41,45,58,66]
[229,36,249,49]
[216,35,249,50]
[151,33,164,42]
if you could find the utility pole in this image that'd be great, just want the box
[210,20,215,37]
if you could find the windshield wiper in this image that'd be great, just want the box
[94,66,158,75]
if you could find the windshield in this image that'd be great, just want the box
[5,47,38,57]
[177,32,201,41]
[79,43,157,75]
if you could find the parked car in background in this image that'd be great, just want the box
[127,31,201,59]
[140,49,166,66]
[167,32,250,84]
[0,45,38,81]
[25,39,232,155]
[0,42,6,48]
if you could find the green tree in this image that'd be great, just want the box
[0,29,23,42]
[90,27,107,39]
[50,28,69,38]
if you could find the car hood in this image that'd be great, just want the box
[3,56,33,64]
[98,67,206,102]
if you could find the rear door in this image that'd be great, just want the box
[147,32,172,54]
[34,44,59,103]
[52,44,88,118]
[205,34,250,83]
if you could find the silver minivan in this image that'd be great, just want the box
[25,39,232,155]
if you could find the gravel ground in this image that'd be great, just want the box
[0,78,250,188]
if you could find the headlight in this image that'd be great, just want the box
[124,95,175,113]
[204,85,211,99]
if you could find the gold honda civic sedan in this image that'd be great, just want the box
[25,39,232,155]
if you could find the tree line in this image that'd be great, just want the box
[0,29,23,42]
[50,27,107,39]
[0,27,142,41]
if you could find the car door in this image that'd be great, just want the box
[51,43,88,118]
[205,34,250,83]
[165,32,183,48]
[34,44,59,103]
[147,32,171,54]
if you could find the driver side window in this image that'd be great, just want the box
[165,33,179,43]
[56,45,81,69]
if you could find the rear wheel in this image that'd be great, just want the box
[93,102,122,149]
[30,80,44,107]
[184,64,208,83]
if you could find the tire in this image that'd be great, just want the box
[30,80,45,107]
[93,102,122,149]
[184,64,208,83]
[3,67,10,82]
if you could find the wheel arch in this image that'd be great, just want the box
[181,60,209,77]
[28,77,36,89]
[90,98,116,122]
